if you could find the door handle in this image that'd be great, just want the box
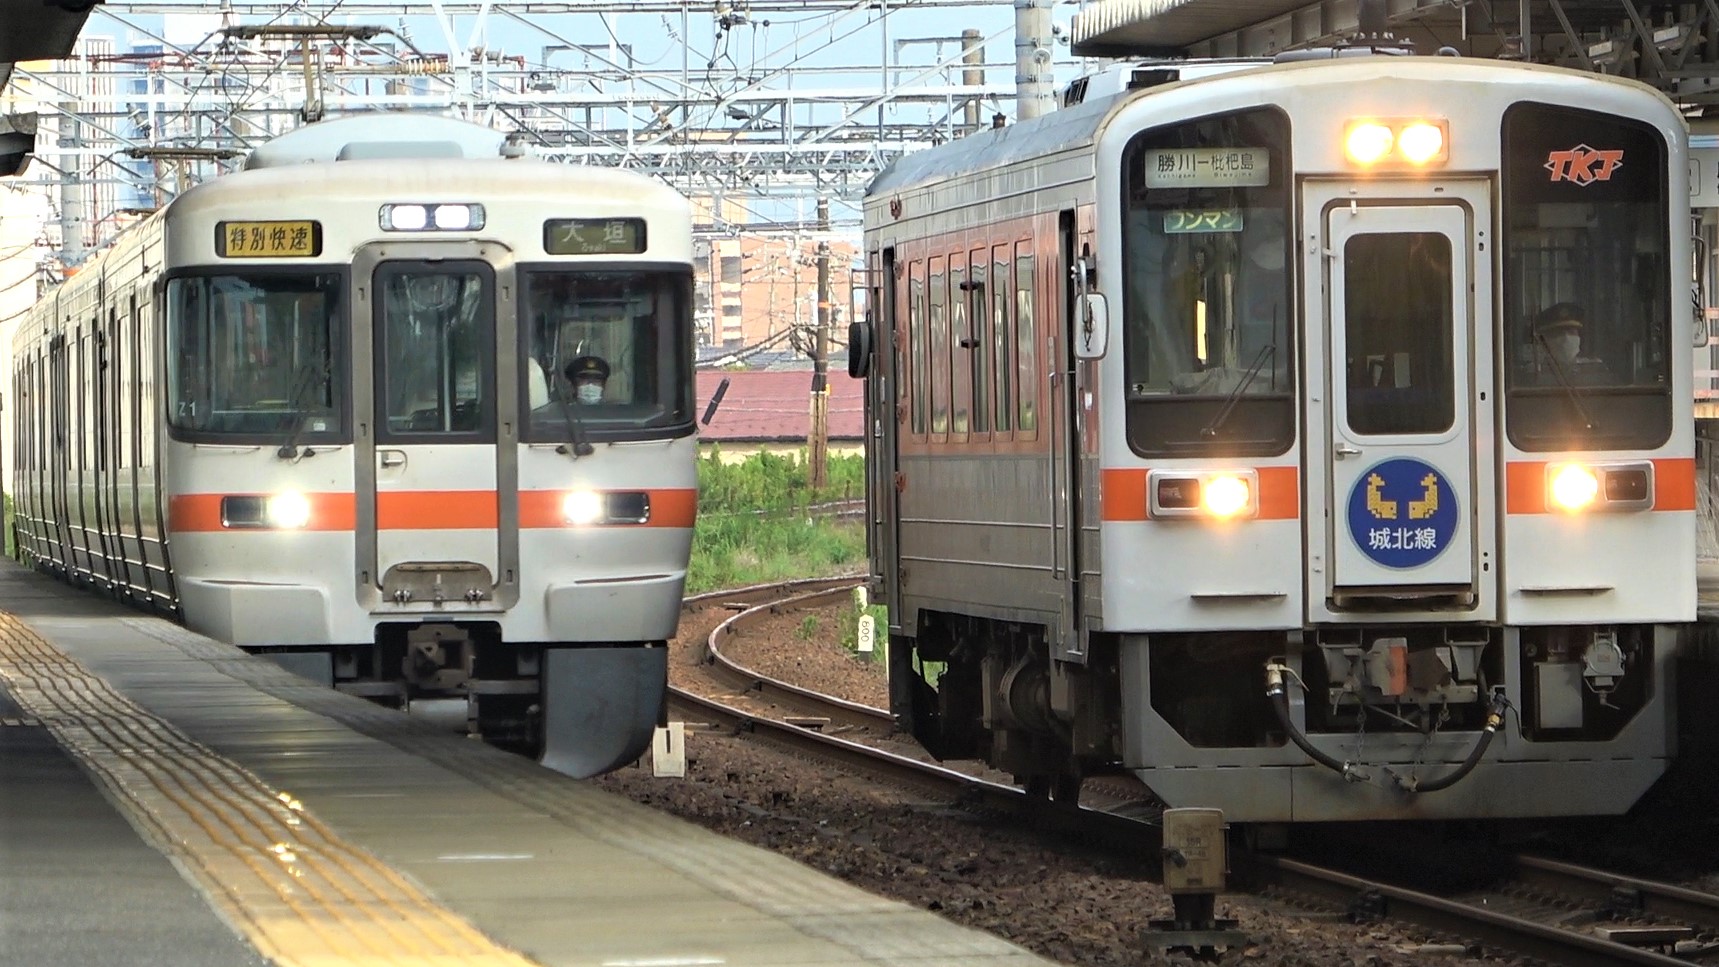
[1334,444,1362,459]
[378,449,407,469]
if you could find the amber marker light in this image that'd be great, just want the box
[1202,475,1252,518]
[1398,122,1446,164]
[1548,464,1600,512]
[1344,122,1394,165]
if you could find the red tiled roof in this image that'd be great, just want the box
[695,369,865,443]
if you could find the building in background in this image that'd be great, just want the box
[694,370,863,463]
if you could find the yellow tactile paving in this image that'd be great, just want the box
[0,614,541,967]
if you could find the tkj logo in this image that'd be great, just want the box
[1346,457,1459,569]
[1544,145,1624,186]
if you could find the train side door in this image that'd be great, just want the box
[352,244,516,612]
[1050,211,1084,654]
[1305,193,1494,613]
[871,249,903,621]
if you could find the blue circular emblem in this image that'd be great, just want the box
[1345,457,1459,569]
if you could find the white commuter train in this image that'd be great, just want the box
[11,114,698,777]
[852,51,1697,821]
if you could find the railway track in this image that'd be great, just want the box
[675,576,1719,966]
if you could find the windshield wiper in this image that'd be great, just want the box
[276,364,329,460]
[1531,331,1595,432]
[1200,342,1276,439]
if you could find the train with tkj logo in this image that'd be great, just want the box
[11,114,698,778]
[848,48,1696,821]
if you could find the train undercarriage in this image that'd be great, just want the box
[892,610,1661,809]
[250,619,667,777]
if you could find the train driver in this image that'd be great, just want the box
[1525,302,1614,386]
[566,355,610,404]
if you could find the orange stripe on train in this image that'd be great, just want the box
[170,489,698,531]
[1100,467,1299,521]
[1504,458,1694,514]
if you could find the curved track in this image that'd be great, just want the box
[677,576,1719,966]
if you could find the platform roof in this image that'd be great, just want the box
[0,0,98,176]
[1070,0,1493,59]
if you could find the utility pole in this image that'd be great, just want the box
[1015,0,1055,120]
[809,196,832,489]
[961,28,984,135]
[57,101,85,274]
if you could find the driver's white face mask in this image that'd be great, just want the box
[1547,331,1580,364]
[576,382,603,404]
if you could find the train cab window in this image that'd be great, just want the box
[377,266,493,439]
[1502,103,1671,451]
[1120,107,1293,457]
[165,272,344,443]
[520,267,694,443]
[1342,232,1455,435]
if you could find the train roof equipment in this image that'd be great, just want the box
[243,112,518,169]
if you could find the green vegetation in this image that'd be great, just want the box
[685,450,869,594]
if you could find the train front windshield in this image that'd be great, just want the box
[1501,103,1672,451]
[1120,107,1296,457]
[520,268,694,441]
[165,272,344,441]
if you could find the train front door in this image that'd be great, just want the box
[352,242,517,613]
[1303,187,1496,616]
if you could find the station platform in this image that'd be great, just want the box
[0,561,1059,967]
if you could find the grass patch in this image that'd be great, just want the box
[686,450,869,595]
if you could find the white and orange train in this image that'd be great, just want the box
[11,114,698,776]
[853,52,1697,821]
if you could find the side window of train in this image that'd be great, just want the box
[968,249,990,436]
[1501,102,1672,451]
[1015,243,1038,435]
[928,255,949,435]
[992,245,1013,435]
[909,258,926,436]
[1118,106,1294,457]
[949,254,969,437]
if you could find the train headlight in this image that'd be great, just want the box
[433,204,475,230]
[1147,469,1259,519]
[1344,122,1395,165]
[1343,118,1449,167]
[383,204,428,230]
[1201,476,1252,518]
[265,492,312,529]
[563,490,604,526]
[1397,122,1445,164]
[1548,464,1600,512]
[380,203,486,232]
[560,490,653,526]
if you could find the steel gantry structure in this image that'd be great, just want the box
[4,0,1064,229]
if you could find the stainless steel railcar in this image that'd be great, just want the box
[11,114,698,777]
[852,55,1696,821]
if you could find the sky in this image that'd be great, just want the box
[64,1,1089,231]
